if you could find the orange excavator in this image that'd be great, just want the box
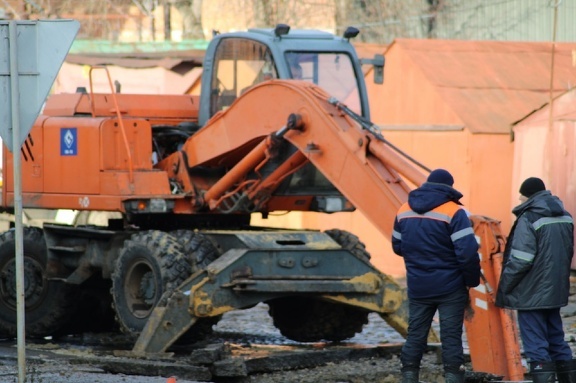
[1,24,523,379]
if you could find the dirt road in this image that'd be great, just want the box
[1,286,576,383]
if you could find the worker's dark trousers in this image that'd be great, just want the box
[400,287,468,368]
[517,309,572,362]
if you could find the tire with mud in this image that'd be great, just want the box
[170,230,221,341]
[324,229,371,262]
[111,230,191,335]
[0,227,77,338]
[268,229,371,342]
[170,230,219,269]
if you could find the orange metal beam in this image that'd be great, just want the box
[466,215,524,380]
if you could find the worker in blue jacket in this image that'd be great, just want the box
[496,177,575,383]
[392,168,480,383]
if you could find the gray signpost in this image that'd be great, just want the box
[0,19,79,383]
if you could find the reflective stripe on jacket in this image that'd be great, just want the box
[496,190,574,310]
[392,199,480,299]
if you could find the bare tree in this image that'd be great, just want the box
[334,0,429,44]
[249,0,335,30]
[18,0,135,40]
[252,0,277,27]
[172,0,203,39]
[132,0,158,41]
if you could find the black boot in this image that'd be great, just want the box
[444,364,465,383]
[530,361,557,383]
[556,359,576,383]
[401,369,419,383]
[445,371,464,383]
[401,364,420,383]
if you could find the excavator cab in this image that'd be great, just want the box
[199,24,372,127]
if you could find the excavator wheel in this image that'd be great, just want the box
[170,230,222,341]
[170,230,220,269]
[268,229,371,342]
[268,297,370,342]
[0,227,77,338]
[111,230,191,336]
[324,229,371,262]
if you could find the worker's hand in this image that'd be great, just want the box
[464,288,474,320]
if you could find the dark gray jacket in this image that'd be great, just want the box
[495,190,574,310]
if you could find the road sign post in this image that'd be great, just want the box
[0,19,79,383]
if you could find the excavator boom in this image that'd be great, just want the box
[158,80,424,237]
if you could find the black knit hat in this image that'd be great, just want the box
[519,177,546,198]
[427,169,454,186]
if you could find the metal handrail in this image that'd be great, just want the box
[88,66,134,185]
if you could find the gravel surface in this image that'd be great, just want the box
[0,304,436,383]
[212,304,448,383]
[3,282,576,382]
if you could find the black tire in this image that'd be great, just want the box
[0,227,77,338]
[170,230,219,269]
[324,229,371,262]
[170,230,221,341]
[111,231,191,336]
[269,297,370,342]
[268,229,371,342]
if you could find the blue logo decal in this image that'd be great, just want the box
[61,128,77,156]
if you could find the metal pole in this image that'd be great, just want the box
[546,0,560,186]
[9,20,26,383]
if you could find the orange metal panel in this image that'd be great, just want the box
[100,119,153,171]
[5,171,172,212]
[78,93,199,120]
[43,93,199,120]
[12,193,124,211]
[465,216,523,380]
[99,171,171,196]
[43,119,101,194]
[41,93,83,116]
[4,121,46,195]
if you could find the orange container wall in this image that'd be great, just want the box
[513,89,576,268]
[467,134,514,234]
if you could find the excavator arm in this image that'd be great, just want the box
[157,79,426,236]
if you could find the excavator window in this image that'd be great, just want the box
[210,38,278,117]
[285,52,362,115]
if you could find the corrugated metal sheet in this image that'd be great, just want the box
[512,88,576,266]
[389,38,576,134]
[436,0,576,43]
[65,50,204,71]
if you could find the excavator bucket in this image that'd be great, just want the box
[465,215,524,380]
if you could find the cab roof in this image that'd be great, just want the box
[247,28,340,41]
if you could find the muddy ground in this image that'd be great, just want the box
[0,305,449,383]
[2,283,576,382]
